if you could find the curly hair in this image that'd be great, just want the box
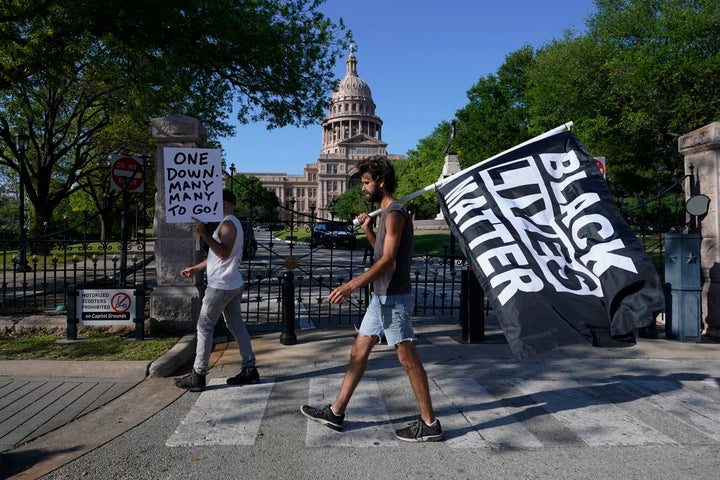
[357,155,396,193]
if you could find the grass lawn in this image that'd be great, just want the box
[0,327,181,361]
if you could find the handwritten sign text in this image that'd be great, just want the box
[163,147,223,223]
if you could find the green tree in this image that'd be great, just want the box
[394,47,539,220]
[0,188,18,237]
[0,0,350,239]
[230,173,279,222]
[403,0,719,209]
[331,186,370,222]
[455,45,537,167]
[0,0,349,129]
[526,0,720,196]
[395,123,453,220]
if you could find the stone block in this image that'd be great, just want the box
[150,286,201,332]
[151,114,207,144]
[154,236,199,286]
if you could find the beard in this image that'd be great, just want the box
[365,185,383,204]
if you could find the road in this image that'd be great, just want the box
[27,317,720,480]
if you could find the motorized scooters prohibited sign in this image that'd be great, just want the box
[78,289,136,325]
[110,155,145,192]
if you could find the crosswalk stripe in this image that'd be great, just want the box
[166,379,274,447]
[432,377,543,449]
[305,377,398,447]
[512,379,675,446]
[165,375,720,449]
[620,379,720,443]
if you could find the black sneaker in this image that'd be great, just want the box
[300,404,345,432]
[395,418,444,442]
[173,370,206,392]
[226,367,260,385]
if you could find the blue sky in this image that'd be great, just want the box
[220,0,597,175]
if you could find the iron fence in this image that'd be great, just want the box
[0,224,468,328]
[0,237,152,312]
[2,168,694,329]
[228,225,469,329]
[618,169,696,283]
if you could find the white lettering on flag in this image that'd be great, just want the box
[442,150,638,306]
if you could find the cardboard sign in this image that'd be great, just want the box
[163,147,223,223]
[77,289,135,325]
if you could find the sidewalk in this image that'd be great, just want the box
[2,314,720,479]
[0,335,194,478]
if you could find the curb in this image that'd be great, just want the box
[147,333,196,378]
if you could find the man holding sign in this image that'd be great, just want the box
[174,189,260,392]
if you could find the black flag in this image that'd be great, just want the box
[437,129,664,358]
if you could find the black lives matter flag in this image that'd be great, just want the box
[437,128,664,358]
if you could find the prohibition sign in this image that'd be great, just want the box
[111,156,145,192]
[110,292,132,313]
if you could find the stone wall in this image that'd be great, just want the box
[678,122,720,339]
[149,115,208,332]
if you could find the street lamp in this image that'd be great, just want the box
[15,133,31,272]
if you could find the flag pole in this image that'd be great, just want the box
[354,121,573,226]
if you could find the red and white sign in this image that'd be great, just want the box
[111,155,145,192]
[593,156,606,178]
[77,289,135,325]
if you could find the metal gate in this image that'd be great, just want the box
[1,160,155,313]
[5,168,693,330]
[232,205,468,330]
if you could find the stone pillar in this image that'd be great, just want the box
[149,114,208,332]
[435,121,460,221]
[678,122,720,339]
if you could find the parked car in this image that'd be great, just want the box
[310,222,357,249]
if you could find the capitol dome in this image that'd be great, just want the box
[332,52,372,100]
[321,51,383,154]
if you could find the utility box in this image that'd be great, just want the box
[664,233,702,342]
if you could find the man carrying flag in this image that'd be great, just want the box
[301,155,444,442]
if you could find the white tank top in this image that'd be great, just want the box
[206,215,245,290]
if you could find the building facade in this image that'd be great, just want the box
[242,51,404,221]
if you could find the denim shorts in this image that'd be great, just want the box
[358,293,415,346]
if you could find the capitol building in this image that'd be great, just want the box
[241,51,404,220]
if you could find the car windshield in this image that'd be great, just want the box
[326,223,349,232]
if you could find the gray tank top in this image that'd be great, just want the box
[373,201,413,295]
